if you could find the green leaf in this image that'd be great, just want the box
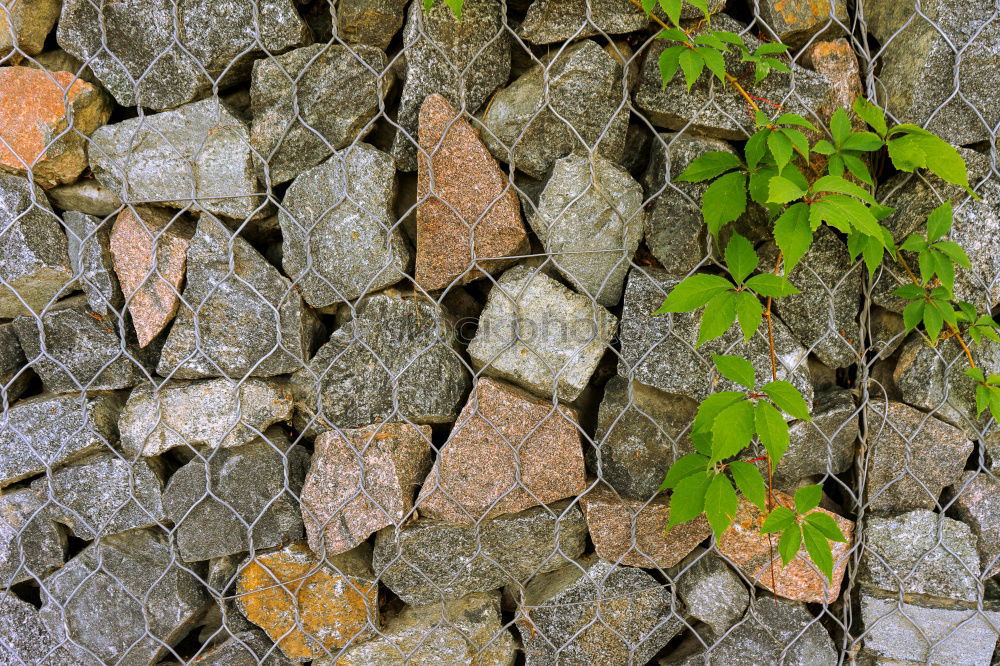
[748,166,777,206]
[698,45,728,82]
[443,0,464,18]
[745,274,800,298]
[923,300,944,340]
[736,291,764,341]
[712,30,746,47]
[702,171,747,237]
[729,460,767,511]
[853,98,887,137]
[776,113,817,131]
[697,290,738,346]
[900,234,928,252]
[667,472,710,527]
[804,512,847,542]
[755,400,790,465]
[773,203,812,272]
[710,399,756,463]
[842,153,875,186]
[659,0,682,23]
[705,473,739,538]
[767,130,793,170]
[755,42,789,56]
[423,0,435,11]
[693,391,747,435]
[658,45,685,87]
[887,132,971,192]
[976,384,990,416]
[660,453,711,490]
[966,367,986,383]
[642,0,657,12]
[813,140,835,155]
[686,0,710,18]
[782,128,810,161]
[930,249,955,290]
[933,241,971,269]
[767,175,807,204]
[794,484,823,513]
[725,233,758,284]
[902,299,925,332]
[761,506,796,533]
[811,175,877,205]
[802,523,835,580]
[657,27,689,41]
[841,132,884,152]
[745,130,769,170]
[679,48,704,91]
[777,525,802,566]
[763,380,810,420]
[677,151,743,182]
[810,194,887,240]
[925,200,953,243]
[830,108,851,144]
[893,283,926,300]
[655,273,734,313]
[712,353,755,390]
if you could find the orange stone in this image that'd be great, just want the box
[0,0,61,58]
[717,491,854,603]
[109,206,194,347]
[235,541,379,660]
[415,93,529,291]
[0,66,110,187]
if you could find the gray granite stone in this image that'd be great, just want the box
[190,629,295,666]
[0,592,74,665]
[948,471,1000,578]
[63,210,123,316]
[278,144,411,307]
[756,0,847,47]
[0,489,65,588]
[481,39,628,179]
[205,553,257,639]
[669,548,749,638]
[0,323,30,403]
[517,0,653,44]
[336,0,408,50]
[48,179,122,217]
[773,389,857,487]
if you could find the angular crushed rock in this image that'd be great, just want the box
[49,178,122,217]
[0,0,60,57]
[668,548,749,638]
[0,322,30,402]
[278,144,411,307]
[373,500,587,606]
[336,0,409,50]
[517,0,721,44]
[250,44,393,184]
[947,471,1000,578]
[0,489,65,587]
[190,629,295,666]
[0,592,75,665]
[756,0,847,47]
[468,265,617,402]
[773,389,858,488]
[481,39,628,179]
[63,210,123,316]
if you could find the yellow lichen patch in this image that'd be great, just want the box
[235,541,378,660]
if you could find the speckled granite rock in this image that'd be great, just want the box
[468,265,617,402]
[250,44,393,184]
[301,423,432,556]
[947,471,1000,578]
[481,39,628,179]
[57,0,309,110]
[0,0,60,58]
[279,144,411,307]
[0,392,121,488]
[89,98,266,220]
[579,485,711,568]
[163,430,309,562]
[529,153,644,306]
[235,541,378,660]
[514,556,685,666]
[0,322,30,402]
[336,0,408,50]
[0,173,74,317]
[517,0,720,44]
[415,94,528,290]
[391,0,510,171]
[773,389,858,488]
[119,377,293,457]
[39,528,211,666]
[320,591,516,666]
[416,377,586,523]
[864,400,974,513]
[668,548,748,637]
[756,0,847,47]
[0,489,65,587]
[0,592,74,665]
[290,291,468,433]
[373,500,587,606]
[189,629,295,666]
[64,211,122,316]
[158,215,321,379]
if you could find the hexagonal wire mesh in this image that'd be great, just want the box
[0,0,998,663]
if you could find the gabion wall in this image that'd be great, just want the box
[0,0,998,664]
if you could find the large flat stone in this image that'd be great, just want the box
[0,489,65,587]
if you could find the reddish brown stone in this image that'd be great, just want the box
[110,206,194,347]
[802,38,863,114]
[415,377,585,523]
[718,491,854,603]
[415,94,529,290]
[758,0,847,47]
[0,66,110,187]
[301,423,433,556]
[580,485,710,568]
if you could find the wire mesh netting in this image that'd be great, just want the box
[0,0,998,664]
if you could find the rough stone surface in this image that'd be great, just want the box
[866,0,1000,145]
[579,485,711,569]
[301,423,432,556]
[948,471,1000,578]
[279,144,411,306]
[592,376,698,501]
[773,389,858,487]
[163,430,309,562]
[250,44,393,185]
[0,0,60,57]
[63,210,123,316]
[0,67,110,187]
[13,296,153,392]
[391,0,510,171]
[864,400,973,513]
[415,94,528,290]
[0,392,121,488]
[56,0,309,110]
[39,528,211,666]
[800,38,864,122]
[481,39,628,179]
[48,179,122,217]
[518,0,649,43]
[756,0,847,47]
[0,322,30,402]
[0,592,75,665]
[618,267,813,406]
[529,153,644,306]
[190,629,295,666]
[718,492,853,603]
[373,500,587,606]
[0,173,74,317]
[89,98,266,220]
[515,556,685,666]
[322,591,516,666]
[336,0,408,50]
[859,509,981,603]
[416,377,586,523]
[119,377,293,457]
[635,16,834,140]
[34,453,166,539]
[859,593,1000,665]
[468,265,617,402]
[158,215,321,379]
[235,541,378,660]
[0,489,65,587]
[668,548,749,637]
[110,206,193,347]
